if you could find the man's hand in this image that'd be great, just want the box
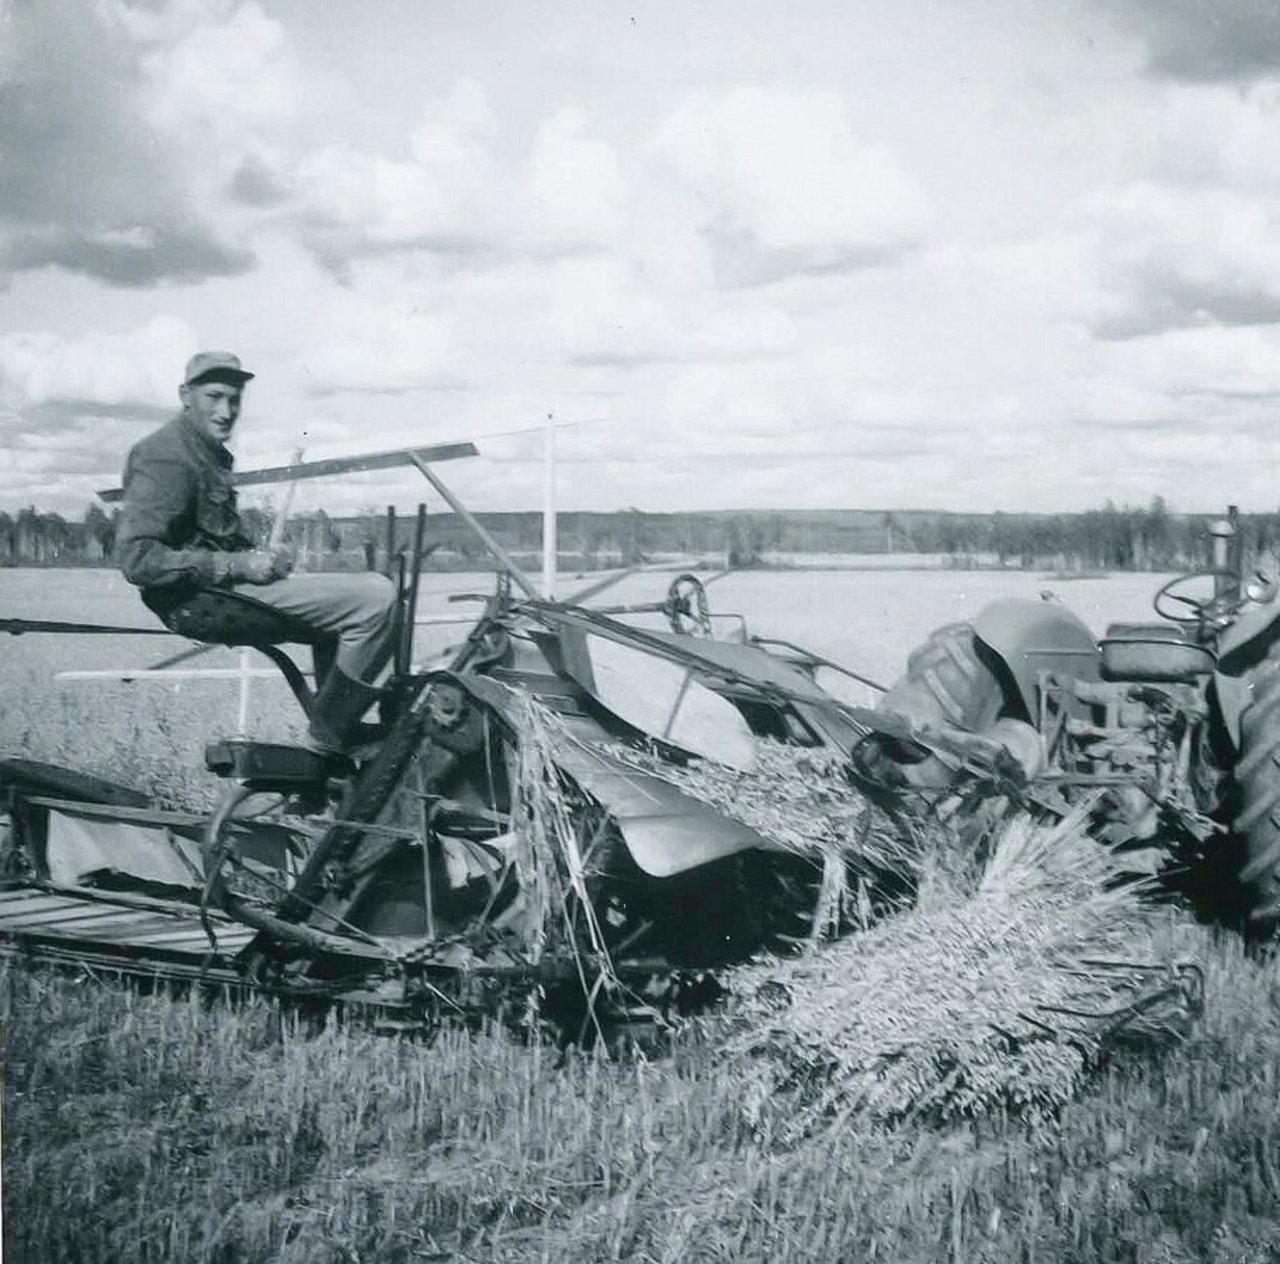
[217,549,293,585]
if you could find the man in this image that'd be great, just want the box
[115,350,397,753]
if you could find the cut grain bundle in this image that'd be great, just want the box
[503,691,621,1031]
[727,801,1203,1135]
[604,738,922,937]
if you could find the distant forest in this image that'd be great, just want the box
[3,497,1278,573]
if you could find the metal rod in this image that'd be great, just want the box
[392,552,408,677]
[1211,511,1236,600]
[748,636,888,693]
[147,642,215,671]
[1229,503,1243,596]
[543,411,557,599]
[403,503,427,669]
[236,647,252,737]
[268,447,305,551]
[2,618,172,636]
[24,796,209,827]
[406,453,540,599]
[564,566,641,604]
[56,668,300,681]
[384,504,397,579]
[413,765,437,941]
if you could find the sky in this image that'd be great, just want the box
[4,0,1280,518]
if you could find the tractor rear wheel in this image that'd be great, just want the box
[1235,647,1280,929]
[871,622,1010,790]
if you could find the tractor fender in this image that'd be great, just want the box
[971,597,1100,718]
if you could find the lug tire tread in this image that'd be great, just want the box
[875,623,1008,791]
[891,624,1004,733]
[1233,647,1280,917]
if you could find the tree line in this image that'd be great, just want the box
[2,496,1278,572]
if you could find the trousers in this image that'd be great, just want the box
[226,571,398,683]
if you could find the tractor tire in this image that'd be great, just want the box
[1234,647,1280,929]
[870,623,1010,790]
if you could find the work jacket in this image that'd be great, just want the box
[114,413,252,607]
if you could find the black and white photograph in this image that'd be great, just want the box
[3,1,1280,1260]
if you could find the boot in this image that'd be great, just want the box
[307,667,385,756]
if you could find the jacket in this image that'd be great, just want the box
[114,413,252,605]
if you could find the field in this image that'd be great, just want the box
[4,567,1280,1262]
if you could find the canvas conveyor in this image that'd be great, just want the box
[0,879,421,1020]
[0,884,253,985]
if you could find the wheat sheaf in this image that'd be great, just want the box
[726,802,1202,1134]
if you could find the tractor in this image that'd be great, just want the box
[853,507,1280,930]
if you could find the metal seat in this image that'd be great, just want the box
[1099,622,1215,683]
[161,586,334,716]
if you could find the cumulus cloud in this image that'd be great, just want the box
[5,226,253,289]
[288,81,503,274]
[549,258,796,367]
[1100,0,1280,82]
[294,298,459,396]
[0,316,196,411]
[0,0,259,287]
[1129,84,1280,191]
[520,109,628,253]
[286,89,635,274]
[132,0,306,153]
[0,314,199,497]
[228,156,291,208]
[1075,183,1280,338]
[280,81,931,288]
[646,87,933,284]
[1116,325,1280,402]
[1069,326,1280,451]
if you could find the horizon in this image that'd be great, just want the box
[0,496,1262,525]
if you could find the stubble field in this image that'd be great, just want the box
[3,566,1280,1262]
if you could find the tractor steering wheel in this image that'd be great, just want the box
[664,573,713,637]
[1153,570,1249,627]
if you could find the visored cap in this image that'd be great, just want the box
[183,351,255,386]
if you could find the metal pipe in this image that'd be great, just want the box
[392,553,408,677]
[748,636,889,693]
[543,412,557,599]
[403,503,428,669]
[406,453,540,599]
[56,667,293,681]
[384,503,397,579]
[2,618,172,636]
[236,647,252,737]
[267,447,305,551]
[1210,511,1237,600]
[221,896,393,960]
[1229,503,1243,594]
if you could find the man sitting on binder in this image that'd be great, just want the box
[115,350,397,754]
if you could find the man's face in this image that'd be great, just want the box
[180,377,244,446]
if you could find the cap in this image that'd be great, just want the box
[183,351,255,386]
